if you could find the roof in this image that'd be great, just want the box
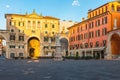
[43,16,59,20]
[5,11,59,20]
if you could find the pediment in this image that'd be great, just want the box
[26,13,42,19]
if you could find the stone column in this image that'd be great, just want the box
[106,34,112,60]
[5,42,9,59]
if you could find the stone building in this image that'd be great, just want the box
[1,10,60,59]
[0,10,75,59]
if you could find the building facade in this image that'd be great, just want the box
[3,10,60,59]
[68,1,120,59]
[0,10,76,59]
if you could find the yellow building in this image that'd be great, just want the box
[4,10,60,59]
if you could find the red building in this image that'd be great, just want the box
[68,1,120,59]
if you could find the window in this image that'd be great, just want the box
[37,21,41,28]
[96,11,97,15]
[91,31,94,38]
[85,43,88,48]
[105,6,108,12]
[51,37,55,42]
[95,41,99,47]
[45,31,48,34]
[102,8,104,13]
[86,24,87,30]
[89,32,91,38]
[98,30,100,37]
[11,29,14,32]
[77,27,79,32]
[44,46,49,49]
[81,34,83,40]
[93,12,94,17]
[98,20,100,26]
[103,40,106,47]
[92,22,94,28]
[81,27,82,31]
[9,45,15,48]
[10,35,15,41]
[89,23,91,29]
[10,21,15,26]
[80,43,83,48]
[18,45,24,49]
[52,24,55,28]
[105,17,107,24]
[19,30,24,33]
[51,46,56,49]
[117,6,120,12]
[19,53,23,57]
[44,37,49,42]
[18,22,21,26]
[52,32,55,34]
[28,21,31,27]
[10,53,15,58]
[90,42,93,48]
[33,21,36,27]
[102,28,107,36]
[19,36,24,41]
[112,4,114,12]
[10,21,12,26]
[45,24,48,28]
[95,30,100,37]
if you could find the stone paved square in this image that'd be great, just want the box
[0,58,120,80]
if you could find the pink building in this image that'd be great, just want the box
[68,1,120,59]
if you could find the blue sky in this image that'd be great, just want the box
[0,0,113,29]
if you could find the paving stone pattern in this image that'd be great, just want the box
[0,58,120,80]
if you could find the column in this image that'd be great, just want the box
[6,42,9,59]
[106,33,112,59]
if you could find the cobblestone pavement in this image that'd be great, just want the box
[0,58,120,80]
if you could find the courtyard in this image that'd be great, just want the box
[0,58,120,80]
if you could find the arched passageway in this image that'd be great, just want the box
[111,34,120,57]
[0,34,7,57]
[28,37,40,58]
[60,38,68,56]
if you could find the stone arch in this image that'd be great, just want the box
[0,32,8,58]
[59,37,68,56]
[27,36,41,58]
[110,33,120,58]
[0,33,8,42]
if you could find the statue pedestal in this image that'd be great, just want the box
[54,45,63,61]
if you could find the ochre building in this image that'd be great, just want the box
[68,1,120,59]
[4,10,60,59]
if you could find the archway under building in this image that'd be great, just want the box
[60,38,68,56]
[28,37,40,58]
[0,34,7,57]
[111,33,120,58]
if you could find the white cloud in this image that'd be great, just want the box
[72,0,80,6]
[5,5,10,8]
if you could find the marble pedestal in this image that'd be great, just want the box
[54,45,63,61]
